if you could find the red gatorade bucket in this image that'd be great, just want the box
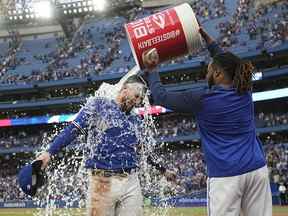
[125,3,203,69]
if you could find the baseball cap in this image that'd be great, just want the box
[18,160,47,196]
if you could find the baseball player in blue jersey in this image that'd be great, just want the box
[143,27,272,216]
[35,75,174,216]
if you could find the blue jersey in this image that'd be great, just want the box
[146,44,266,177]
[48,97,143,171]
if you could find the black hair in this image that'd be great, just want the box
[212,52,255,94]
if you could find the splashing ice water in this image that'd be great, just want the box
[32,65,174,216]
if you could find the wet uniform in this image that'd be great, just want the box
[49,97,151,216]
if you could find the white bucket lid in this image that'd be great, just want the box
[125,25,141,68]
[174,3,203,54]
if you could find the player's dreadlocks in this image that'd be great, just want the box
[212,52,255,94]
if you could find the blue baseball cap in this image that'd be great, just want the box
[18,160,47,196]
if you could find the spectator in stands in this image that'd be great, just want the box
[0,111,287,149]
[0,1,287,85]
[279,183,287,205]
[1,138,288,202]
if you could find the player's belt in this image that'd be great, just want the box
[91,168,136,178]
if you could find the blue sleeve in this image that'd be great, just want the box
[48,108,89,156]
[207,42,224,57]
[147,72,204,114]
[71,107,89,134]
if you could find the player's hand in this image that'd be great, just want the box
[35,152,51,170]
[199,27,214,45]
[164,170,177,183]
[142,48,159,70]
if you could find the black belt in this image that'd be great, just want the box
[91,168,136,177]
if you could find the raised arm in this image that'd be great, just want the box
[142,27,226,114]
[199,27,224,57]
[36,97,107,169]
[48,108,88,155]
[146,72,204,114]
[35,107,89,169]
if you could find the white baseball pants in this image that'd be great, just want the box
[207,165,272,216]
[86,171,143,216]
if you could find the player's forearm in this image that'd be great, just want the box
[199,27,216,46]
[207,42,224,57]
[146,72,165,104]
[146,72,195,113]
[198,27,224,57]
[147,72,180,111]
[48,123,80,156]
[48,108,88,155]
[200,30,215,46]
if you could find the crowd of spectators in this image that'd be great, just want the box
[0,1,286,85]
[266,143,288,186]
[217,0,287,49]
[0,11,135,85]
[144,149,207,196]
[0,112,287,150]
[0,124,72,150]
[256,112,288,128]
[215,0,251,48]
[0,110,287,199]
[156,112,288,137]
[0,31,22,78]
[0,129,42,149]
[264,134,288,205]
[0,134,287,201]
[0,154,86,202]
[0,157,27,202]
[2,34,93,85]
[156,114,197,137]
[263,134,288,184]
[246,1,288,49]
[0,176,26,202]
[145,134,288,198]
[1,104,288,201]
[191,0,226,22]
